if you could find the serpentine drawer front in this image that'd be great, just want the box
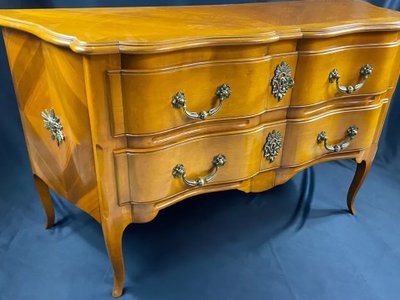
[292,43,398,105]
[107,55,297,135]
[114,123,286,204]
[283,102,385,166]
[0,1,399,297]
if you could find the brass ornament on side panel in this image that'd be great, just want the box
[41,108,65,146]
[1,2,399,298]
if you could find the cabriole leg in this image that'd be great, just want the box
[102,218,129,298]
[33,175,55,229]
[347,160,372,215]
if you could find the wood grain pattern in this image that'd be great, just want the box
[107,55,297,135]
[82,54,133,298]
[1,1,400,297]
[108,39,398,136]
[114,123,286,204]
[0,1,399,53]
[293,42,399,105]
[282,101,386,167]
[112,99,386,206]
[3,28,100,222]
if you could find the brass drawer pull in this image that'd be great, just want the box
[329,64,373,94]
[172,154,226,187]
[172,84,231,120]
[317,125,359,152]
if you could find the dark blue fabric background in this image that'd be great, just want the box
[1,1,400,300]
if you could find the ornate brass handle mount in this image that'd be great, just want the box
[328,64,373,94]
[172,154,226,187]
[172,84,231,120]
[271,62,295,101]
[317,125,359,152]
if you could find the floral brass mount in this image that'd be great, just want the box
[271,62,294,101]
[264,130,282,163]
[41,108,65,146]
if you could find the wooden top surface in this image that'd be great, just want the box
[0,0,399,54]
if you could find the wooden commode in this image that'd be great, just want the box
[0,0,399,297]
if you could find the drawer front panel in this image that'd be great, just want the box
[114,124,285,204]
[292,43,399,105]
[281,102,385,167]
[107,55,296,135]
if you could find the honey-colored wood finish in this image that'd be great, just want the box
[107,55,297,135]
[3,28,100,222]
[348,159,372,215]
[293,43,399,105]
[114,123,286,204]
[0,1,399,54]
[282,101,385,166]
[0,1,400,297]
[33,175,55,229]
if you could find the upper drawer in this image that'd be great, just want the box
[292,42,400,106]
[107,55,297,135]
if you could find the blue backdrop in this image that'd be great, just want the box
[0,1,400,300]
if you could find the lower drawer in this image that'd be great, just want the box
[114,123,286,204]
[281,102,385,166]
[113,101,384,205]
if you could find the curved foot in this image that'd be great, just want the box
[112,286,124,298]
[102,218,129,298]
[33,175,55,229]
[347,160,372,215]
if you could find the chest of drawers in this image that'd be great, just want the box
[1,1,400,297]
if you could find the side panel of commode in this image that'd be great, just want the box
[3,28,100,222]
